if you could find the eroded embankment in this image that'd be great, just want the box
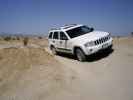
[0,47,70,100]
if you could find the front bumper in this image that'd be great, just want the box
[83,38,113,55]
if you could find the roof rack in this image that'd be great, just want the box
[50,28,60,30]
[61,24,78,29]
[50,24,79,31]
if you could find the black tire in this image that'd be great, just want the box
[76,48,86,62]
[51,46,57,55]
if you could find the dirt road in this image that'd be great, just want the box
[0,37,133,100]
[46,37,133,100]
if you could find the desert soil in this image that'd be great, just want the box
[0,37,133,100]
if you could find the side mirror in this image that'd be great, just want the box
[90,27,94,31]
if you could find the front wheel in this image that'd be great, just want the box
[76,48,86,62]
[51,46,57,55]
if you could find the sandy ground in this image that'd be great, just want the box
[0,46,72,100]
[0,37,133,100]
[51,37,133,100]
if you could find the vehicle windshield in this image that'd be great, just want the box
[66,26,94,38]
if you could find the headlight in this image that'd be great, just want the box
[84,41,95,47]
[108,33,111,39]
[108,33,111,37]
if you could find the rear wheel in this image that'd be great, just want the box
[51,46,57,55]
[76,48,86,62]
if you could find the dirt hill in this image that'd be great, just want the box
[0,47,68,100]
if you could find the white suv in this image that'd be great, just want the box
[48,24,113,61]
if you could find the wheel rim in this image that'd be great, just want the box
[76,51,82,61]
[51,47,56,55]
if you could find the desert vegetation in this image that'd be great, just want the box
[23,37,29,46]
[3,36,12,41]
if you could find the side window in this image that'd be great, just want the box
[60,32,68,40]
[48,32,53,39]
[53,32,59,39]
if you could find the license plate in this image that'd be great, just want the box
[102,43,108,48]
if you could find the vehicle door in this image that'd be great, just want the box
[52,31,60,49]
[59,31,71,53]
[48,32,53,46]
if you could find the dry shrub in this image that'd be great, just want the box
[23,37,29,46]
[16,36,20,40]
[4,36,12,41]
[38,36,43,39]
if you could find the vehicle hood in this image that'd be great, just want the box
[70,31,109,45]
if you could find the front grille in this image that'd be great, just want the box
[94,36,110,45]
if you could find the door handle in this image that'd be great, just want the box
[60,41,62,44]
[52,40,55,43]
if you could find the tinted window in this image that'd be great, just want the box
[66,26,93,38]
[60,32,68,40]
[53,32,58,39]
[49,32,53,39]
